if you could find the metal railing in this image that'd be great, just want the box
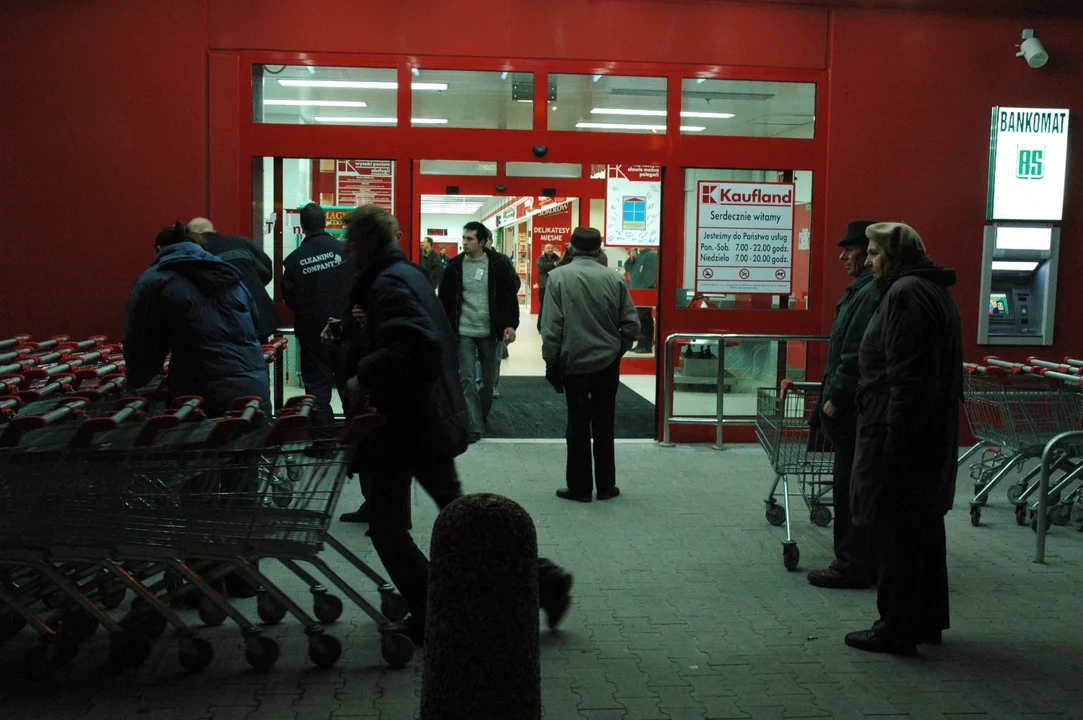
[661,333,829,449]
[1034,430,1083,564]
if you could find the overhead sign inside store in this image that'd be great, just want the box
[532,202,573,245]
[606,165,661,247]
[695,181,795,294]
[987,106,1069,221]
[336,159,394,211]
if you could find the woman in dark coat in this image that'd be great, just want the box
[846,222,963,656]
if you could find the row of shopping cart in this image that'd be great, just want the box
[0,333,413,679]
[959,356,1083,532]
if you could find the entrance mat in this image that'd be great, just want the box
[483,376,655,439]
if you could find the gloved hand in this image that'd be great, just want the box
[545,363,565,394]
[808,405,821,431]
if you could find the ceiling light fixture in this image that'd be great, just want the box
[696,78,707,84]
[501,71,508,80]
[592,74,602,82]
[991,260,1039,272]
[575,122,705,132]
[264,100,369,108]
[314,116,449,124]
[591,108,734,119]
[411,68,420,77]
[279,80,448,90]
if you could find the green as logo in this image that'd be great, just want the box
[1016,146,1045,179]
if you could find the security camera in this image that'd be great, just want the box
[532,145,549,158]
[1017,29,1049,69]
[496,184,507,192]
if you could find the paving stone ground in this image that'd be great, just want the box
[1,441,1080,719]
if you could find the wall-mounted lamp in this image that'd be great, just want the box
[1017,29,1049,69]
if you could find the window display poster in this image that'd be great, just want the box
[695,181,795,294]
[605,165,661,247]
[336,159,394,211]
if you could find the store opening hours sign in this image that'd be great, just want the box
[695,181,795,294]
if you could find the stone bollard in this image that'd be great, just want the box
[421,493,540,720]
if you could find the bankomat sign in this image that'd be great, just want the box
[987,106,1069,221]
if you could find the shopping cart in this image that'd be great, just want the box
[962,363,1083,526]
[757,380,834,571]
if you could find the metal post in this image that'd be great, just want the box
[661,334,675,446]
[712,338,726,450]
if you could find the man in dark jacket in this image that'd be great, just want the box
[626,247,658,353]
[283,203,355,449]
[437,221,520,441]
[189,218,281,342]
[341,204,573,647]
[535,243,561,332]
[124,223,269,417]
[418,236,444,289]
[845,222,962,656]
[807,219,880,590]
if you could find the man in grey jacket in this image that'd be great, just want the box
[542,227,639,502]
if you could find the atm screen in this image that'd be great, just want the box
[989,292,1011,318]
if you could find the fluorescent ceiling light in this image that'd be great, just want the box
[264,100,368,108]
[411,68,420,77]
[696,78,707,84]
[501,71,508,80]
[575,122,704,132]
[592,74,602,82]
[992,261,1039,272]
[314,116,448,124]
[279,80,448,90]
[591,108,734,119]
[995,227,1052,250]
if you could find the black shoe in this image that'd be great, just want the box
[383,615,424,648]
[807,566,871,589]
[918,629,943,645]
[556,489,592,503]
[596,487,620,500]
[541,571,573,630]
[632,346,653,354]
[844,629,917,656]
[339,502,369,523]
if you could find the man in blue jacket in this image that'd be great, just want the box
[342,204,573,647]
[283,203,355,450]
[123,222,269,417]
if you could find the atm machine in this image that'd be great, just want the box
[977,224,1060,345]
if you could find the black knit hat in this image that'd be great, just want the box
[837,219,877,248]
[570,226,602,252]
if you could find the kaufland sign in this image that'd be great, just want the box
[987,106,1070,222]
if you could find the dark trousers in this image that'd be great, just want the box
[831,436,874,582]
[299,338,349,441]
[367,454,566,623]
[537,287,546,332]
[563,358,620,495]
[635,307,654,349]
[872,516,950,641]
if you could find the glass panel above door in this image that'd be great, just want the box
[549,74,668,134]
[254,65,398,125]
[411,70,534,129]
[680,79,816,138]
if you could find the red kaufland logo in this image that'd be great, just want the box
[700,183,793,206]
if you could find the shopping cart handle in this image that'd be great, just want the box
[282,395,316,416]
[341,413,387,445]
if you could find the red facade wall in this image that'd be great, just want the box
[2,0,1081,371]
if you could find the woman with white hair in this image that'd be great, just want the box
[845,222,963,656]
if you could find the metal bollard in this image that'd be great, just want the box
[421,493,541,720]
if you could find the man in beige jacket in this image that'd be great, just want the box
[542,226,640,502]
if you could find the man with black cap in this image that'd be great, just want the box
[806,219,880,589]
[542,226,640,502]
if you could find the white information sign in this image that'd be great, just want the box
[695,181,795,294]
[605,165,661,247]
[988,106,1069,221]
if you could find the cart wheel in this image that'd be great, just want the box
[765,504,786,527]
[43,590,65,610]
[198,597,228,627]
[100,586,126,610]
[313,593,344,624]
[1006,484,1024,506]
[380,590,409,622]
[178,635,214,673]
[22,644,61,681]
[257,593,288,625]
[244,635,280,672]
[110,630,151,670]
[1050,504,1072,527]
[1072,505,1083,532]
[1015,504,1028,527]
[969,506,981,527]
[60,611,98,642]
[809,506,832,527]
[782,543,800,571]
[272,483,295,508]
[122,605,168,639]
[308,633,342,668]
[380,631,414,668]
[973,484,989,506]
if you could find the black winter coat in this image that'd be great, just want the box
[350,244,470,471]
[437,248,520,340]
[283,231,356,341]
[850,259,963,527]
[203,232,281,339]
